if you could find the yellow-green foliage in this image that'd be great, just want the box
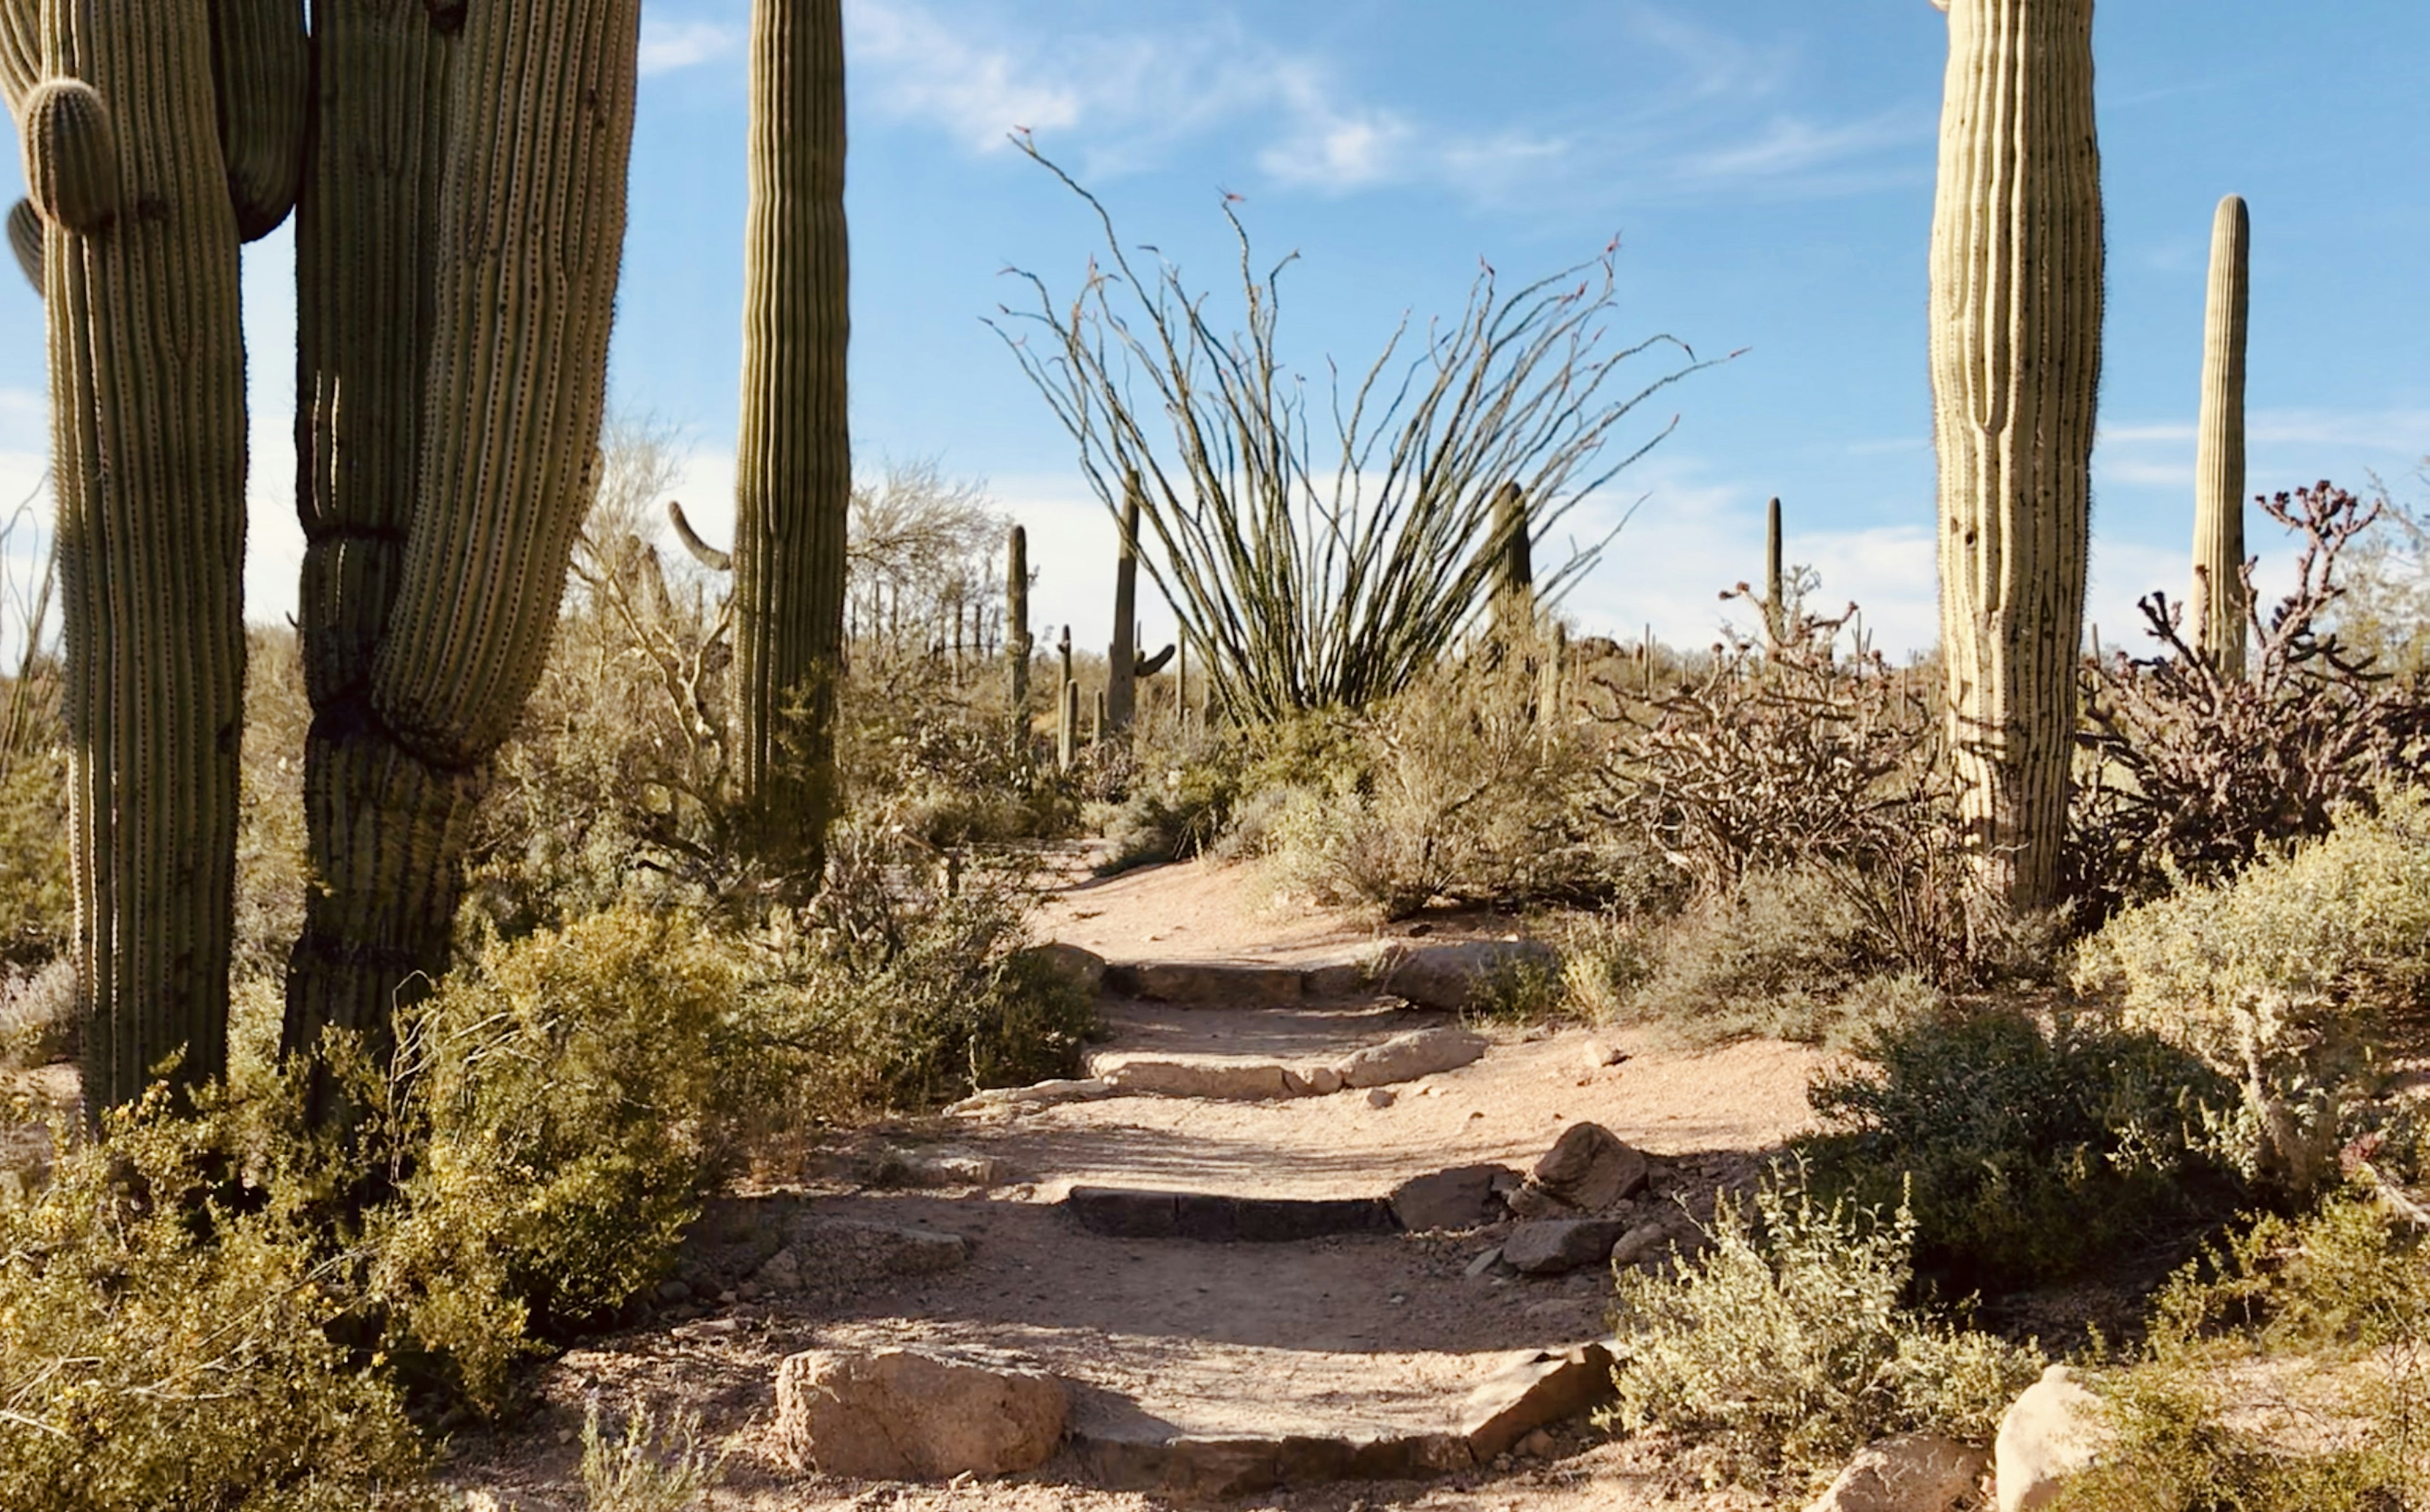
[0,1088,433,1511]
[1606,1170,2043,1489]
[2052,1194,2430,1509]
[0,683,69,970]
[372,907,742,1408]
[579,1399,726,1512]
[2073,790,2430,1187]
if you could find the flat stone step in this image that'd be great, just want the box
[1103,958,1369,1005]
[1065,1185,1399,1241]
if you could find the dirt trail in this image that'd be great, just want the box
[454,857,1827,1510]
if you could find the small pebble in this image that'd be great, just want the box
[1366,1089,1397,1109]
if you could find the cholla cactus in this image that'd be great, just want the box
[2192,194,2250,679]
[1926,0,2103,910]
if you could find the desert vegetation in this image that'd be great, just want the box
[0,1,2424,1509]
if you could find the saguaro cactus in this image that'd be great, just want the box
[1927,0,2103,912]
[1763,496,1786,645]
[1,6,258,1108]
[284,2,644,1080]
[1006,524,1031,716]
[1108,475,1141,733]
[1490,480,1533,643]
[733,0,850,887]
[2192,194,2250,679]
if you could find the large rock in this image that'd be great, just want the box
[776,1346,1068,1479]
[1502,1217,1630,1275]
[1364,939,1560,1012]
[1023,941,1107,995]
[1530,1122,1649,1210]
[1459,1342,1617,1459]
[1333,1026,1488,1089]
[1995,1365,2112,1512]
[945,1077,1114,1115]
[870,1146,1004,1189]
[1807,1434,1989,1512]
[1089,1055,1297,1101]
[1389,1165,1516,1232]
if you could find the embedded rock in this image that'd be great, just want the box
[1092,1055,1297,1101]
[1607,1219,1676,1269]
[945,1077,1114,1115]
[1459,1342,1617,1459]
[1363,939,1560,1012]
[1334,1026,1488,1089]
[1389,1165,1515,1232]
[1530,1122,1649,1210]
[787,1217,971,1285]
[1502,1217,1630,1275]
[776,1346,1067,1479]
[1995,1365,2113,1512]
[1025,941,1108,995]
[1807,1434,1988,1512]
[871,1146,1004,1188]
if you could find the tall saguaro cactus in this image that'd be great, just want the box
[0,4,276,1108]
[2192,194,2250,678]
[284,2,644,1081]
[1108,475,1141,733]
[1927,0,2103,912]
[733,0,850,887]
[1006,523,1031,716]
[1490,481,1534,645]
[1763,495,1786,645]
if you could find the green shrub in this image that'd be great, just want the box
[2073,788,2430,1194]
[0,1086,435,1511]
[0,680,69,970]
[2052,1195,2430,1509]
[371,907,744,1408]
[1606,1168,2043,1489]
[738,822,1097,1117]
[1617,867,1941,1047]
[579,1400,726,1512]
[1800,1012,2246,1295]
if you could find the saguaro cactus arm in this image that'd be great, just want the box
[2192,193,2250,678]
[1928,0,2103,910]
[22,78,122,233]
[732,0,849,886]
[207,0,308,241]
[6,198,37,292]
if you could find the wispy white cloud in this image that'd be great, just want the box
[840,1,1914,208]
[639,18,742,77]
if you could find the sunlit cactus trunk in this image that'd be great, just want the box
[1927,0,2103,912]
[2191,194,2249,678]
[3,6,253,1108]
[733,0,850,888]
[284,1,644,1085]
[1763,495,1786,645]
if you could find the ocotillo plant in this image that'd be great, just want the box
[1109,475,1141,732]
[1927,0,2102,912]
[1490,481,1534,645]
[2192,193,2250,679]
[733,0,850,888]
[1006,523,1031,716]
[284,3,645,1089]
[1764,496,1786,645]
[0,4,274,1108]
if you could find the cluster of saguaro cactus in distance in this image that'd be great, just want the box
[2191,193,2251,679]
[1926,0,2103,914]
[730,0,850,893]
[0,4,271,1108]
[280,4,645,1104]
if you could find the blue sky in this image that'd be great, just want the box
[0,1,2424,658]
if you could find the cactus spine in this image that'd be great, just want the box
[2192,193,2250,679]
[1006,524,1031,716]
[3,6,254,1108]
[1764,496,1786,644]
[1109,474,1141,734]
[284,3,644,1083]
[1928,0,2102,912]
[733,0,850,888]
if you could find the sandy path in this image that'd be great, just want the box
[454,856,1824,1510]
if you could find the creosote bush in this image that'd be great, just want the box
[2074,787,2430,1196]
[1799,1010,2246,1296]
[1605,1168,2043,1491]
[0,1085,436,1511]
[2052,1194,2430,1509]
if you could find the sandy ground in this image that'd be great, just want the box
[448,855,1829,1510]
